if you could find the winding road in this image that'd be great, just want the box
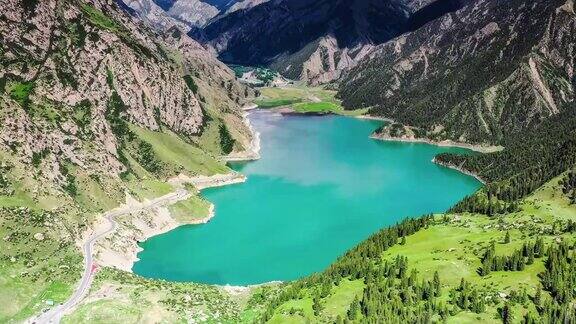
[30,189,190,324]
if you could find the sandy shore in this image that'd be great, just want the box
[355,114,394,122]
[170,172,247,190]
[242,104,258,111]
[80,192,192,273]
[371,133,503,154]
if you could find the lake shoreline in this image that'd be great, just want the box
[371,133,502,154]
[90,108,262,278]
[431,157,486,185]
[128,109,479,288]
[355,114,394,122]
[223,109,262,161]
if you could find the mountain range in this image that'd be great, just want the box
[193,0,470,83]
[125,0,469,83]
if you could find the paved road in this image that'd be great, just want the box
[30,189,189,324]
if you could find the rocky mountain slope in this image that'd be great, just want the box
[0,0,256,320]
[123,0,220,30]
[1,0,253,188]
[121,0,254,31]
[193,0,468,84]
[338,0,575,145]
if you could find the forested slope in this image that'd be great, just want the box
[436,102,576,215]
[338,0,575,145]
[258,175,576,323]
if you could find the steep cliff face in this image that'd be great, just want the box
[339,0,576,144]
[193,0,468,83]
[0,0,253,190]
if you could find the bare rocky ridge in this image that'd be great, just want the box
[338,0,576,144]
[0,0,253,187]
[122,0,220,30]
[224,0,270,15]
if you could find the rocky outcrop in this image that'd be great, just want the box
[338,0,576,144]
[0,0,252,187]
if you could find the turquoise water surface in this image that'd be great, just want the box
[133,111,481,285]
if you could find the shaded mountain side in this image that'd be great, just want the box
[152,0,175,11]
[151,0,240,12]
[338,0,575,145]
[407,0,463,31]
[196,0,411,65]
[192,0,468,83]
[201,0,240,11]
[0,0,254,190]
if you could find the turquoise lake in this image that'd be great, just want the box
[133,111,481,285]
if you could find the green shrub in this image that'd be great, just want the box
[9,81,34,110]
[183,75,198,94]
[219,124,235,154]
[135,140,163,174]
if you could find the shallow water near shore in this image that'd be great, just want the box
[133,111,481,285]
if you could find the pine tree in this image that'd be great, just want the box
[348,296,359,320]
[534,286,542,306]
[312,295,321,316]
[501,302,512,324]
[433,271,441,297]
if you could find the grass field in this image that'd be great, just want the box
[62,268,261,324]
[0,120,233,322]
[254,86,368,116]
[168,195,212,223]
[0,207,83,322]
[129,124,229,176]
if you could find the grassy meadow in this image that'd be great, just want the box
[254,85,368,116]
[260,174,576,323]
